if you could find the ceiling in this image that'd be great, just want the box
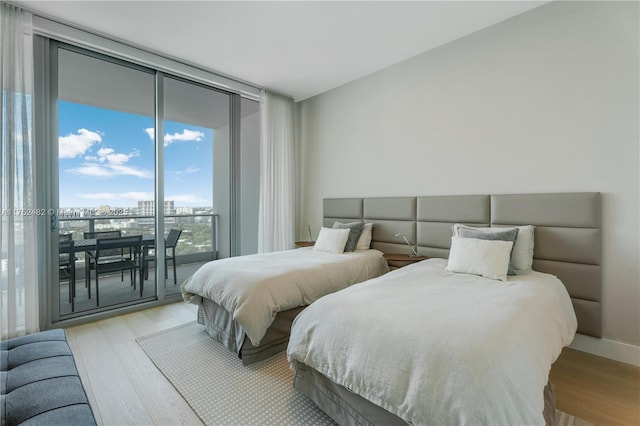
[18,1,547,101]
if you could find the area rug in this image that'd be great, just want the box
[136,321,591,426]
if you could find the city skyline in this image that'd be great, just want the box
[56,203,214,217]
[58,101,214,209]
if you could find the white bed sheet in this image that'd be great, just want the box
[287,258,577,426]
[181,247,388,346]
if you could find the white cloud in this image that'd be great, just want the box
[68,163,152,179]
[164,129,204,146]
[121,192,153,200]
[78,191,206,205]
[108,164,153,178]
[78,191,153,201]
[107,153,135,164]
[69,164,116,177]
[77,192,120,200]
[144,127,205,146]
[97,147,139,165]
[174,166,200,177]
[67,147,151,179]
[59,129,102,159]
[96,147,114,158]
[166,194,208,204]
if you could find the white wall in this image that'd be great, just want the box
[298,1,639,361]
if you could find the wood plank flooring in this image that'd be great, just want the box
[550,347,640,426]
[66,302,202,426]
[66,302,640,426]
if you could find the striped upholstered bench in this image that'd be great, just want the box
[1,329,96,425]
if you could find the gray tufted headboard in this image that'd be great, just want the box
[323,192,601,338]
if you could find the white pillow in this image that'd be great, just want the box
[446,236,513,281]
[355,223,374,250]
[313,227,350,254]
[452,224,535,273]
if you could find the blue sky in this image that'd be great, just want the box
[58,101,213,208]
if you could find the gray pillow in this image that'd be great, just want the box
[457,227,519,275]
[332,221,365,252]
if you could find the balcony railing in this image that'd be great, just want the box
[58,213,219,264]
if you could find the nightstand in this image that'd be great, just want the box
[384,253,428,270]
[295,241,314,248]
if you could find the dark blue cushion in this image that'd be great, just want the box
[1,329,96,426]
[20,405,97,426]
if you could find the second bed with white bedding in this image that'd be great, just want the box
[287,258,577,426]
[181,247,388,361]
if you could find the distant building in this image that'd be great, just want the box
[121,220,140,229]
[96,205,111,215]
[175,207,194,215]
[137,200,175,216]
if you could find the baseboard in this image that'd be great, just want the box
[570,334,640,367]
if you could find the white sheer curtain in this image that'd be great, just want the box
[0,2,39,339]
[257,90,295,253]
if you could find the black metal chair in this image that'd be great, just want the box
[143,228,182,285]
[88,235,143,306]
[83,230,123,286]
[58,233,76,308]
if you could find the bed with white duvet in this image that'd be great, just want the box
[181,242,388,364]
[287,258,577,426]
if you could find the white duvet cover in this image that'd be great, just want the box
[287,258,577,426]
[181,247,388,346]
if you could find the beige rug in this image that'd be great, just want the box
[137,321,591,426]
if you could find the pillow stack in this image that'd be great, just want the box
[313,221,373,254]
[446,224,535,281]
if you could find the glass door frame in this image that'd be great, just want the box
[35,37,244,329]
[48,41,159,321]
[154,72,166,300]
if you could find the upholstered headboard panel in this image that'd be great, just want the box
[323,198,363,226]
[416,195,490,258]
[323,192,602,338]
[490,193,601,338]
[324,197,418,254]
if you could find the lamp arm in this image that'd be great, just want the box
[395,232,419,257]
[401,235,419,257]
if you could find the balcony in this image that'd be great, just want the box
[58,213,217,318]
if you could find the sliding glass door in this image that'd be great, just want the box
[43,40,259,323]
[56,46,158,316]
[160,76,229,294]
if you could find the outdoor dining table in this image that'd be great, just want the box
[59,234,156,309]
[72,235,156,251]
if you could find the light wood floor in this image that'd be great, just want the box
[550,346,640,426]
[67,302,640,426]
[66,302,202,426]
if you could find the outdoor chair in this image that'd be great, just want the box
[143,228,182,285]
[58,233,76,305]
[83,230,123,286]
[88,235,143,306]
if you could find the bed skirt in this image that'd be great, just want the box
[291,360,558,426]
[198,298,305,365]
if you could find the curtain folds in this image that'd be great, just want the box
[0,2,39,339]
[257,90,295,253]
